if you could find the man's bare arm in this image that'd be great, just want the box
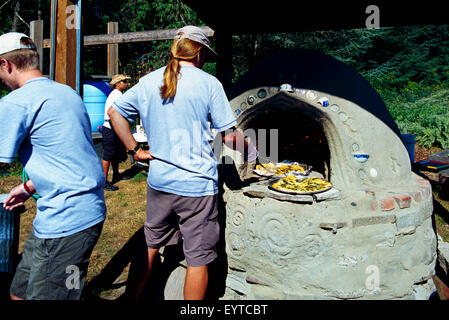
[108,107,153,161]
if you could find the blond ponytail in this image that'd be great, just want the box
[160,38,203,100]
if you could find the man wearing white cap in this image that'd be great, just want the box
[101,73,132,191]
[108,25,258,300]
[0,32,106,300]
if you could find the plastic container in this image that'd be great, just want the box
[401,134,415,163]
[0,195,20,273]
[83,81,111,132]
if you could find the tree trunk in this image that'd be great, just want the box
[11,0,20,32]
[37,0,42,20]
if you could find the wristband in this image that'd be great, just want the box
[23,182,34,195]
[21,184,30,196]
[127,145,140,156]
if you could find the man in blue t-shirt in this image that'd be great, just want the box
[0,32,106,300]
[108,26,258,300]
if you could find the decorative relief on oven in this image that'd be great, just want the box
[336,110,358,132]
[390,156,401,173]
[279,84,295,92]
[258,212,296,258]
[295,88,306,96]
[330,104,340,112]
[338,112,348,122]
[306,90,317,100]
[358,169,368,180]
[257,89,267,99]
[247,95,257,105]
[344,118,358,132]
[301,234,322,258]
[317,97,330,107]
[230,206,245,228]
[353,153,369,163]
[227,232,246,258]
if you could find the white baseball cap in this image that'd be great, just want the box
[174,25,217,61]
[0,32,36,56]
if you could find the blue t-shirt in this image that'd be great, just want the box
[113,65,236,196]
[0,77,106,238]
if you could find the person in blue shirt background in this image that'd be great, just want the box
[108,25,257,300]
[0,32,106,300]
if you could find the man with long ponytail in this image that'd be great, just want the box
[108,25,257,300]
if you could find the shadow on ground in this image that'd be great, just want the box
[82,160,245,300]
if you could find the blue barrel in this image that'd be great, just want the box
[0,195,20,273]
[402,134,415,163]
[83,81,111,132]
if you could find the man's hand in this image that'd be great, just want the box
[222,130,259,162]
[3,184,31,211]
[134,148,154,162]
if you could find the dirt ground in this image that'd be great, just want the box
[1,145,449,300]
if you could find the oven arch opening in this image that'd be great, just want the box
[236,92,331,182]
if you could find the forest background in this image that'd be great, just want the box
[1,0,449,176]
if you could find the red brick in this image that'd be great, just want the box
[380,197,395,211]
[392,195,412,209]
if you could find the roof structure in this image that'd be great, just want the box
[183,1,448,34]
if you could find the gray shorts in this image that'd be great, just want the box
[9,222,103,300]
[144,187,219,267]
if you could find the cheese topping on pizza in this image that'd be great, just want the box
[271,175,332,193]
[255,163,306,176]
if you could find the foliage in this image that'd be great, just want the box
[83,0,205,80]
[0,82,10,98]
[394,89,449,148]
[0,155,23,178]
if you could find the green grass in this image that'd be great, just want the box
[132,173,147,183]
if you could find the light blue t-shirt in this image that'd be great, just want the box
[113,65,237,196]
[0,77,106,238]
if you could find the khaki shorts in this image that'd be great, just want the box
[144,187,219,267]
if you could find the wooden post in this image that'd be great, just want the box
[107,22,119,76]
[50,0,77,90]
[30,20,44,72]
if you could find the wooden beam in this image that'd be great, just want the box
[43,26,214,48]
[50,0,77,89]
[29,20,43,72]
[107,22,118,76]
